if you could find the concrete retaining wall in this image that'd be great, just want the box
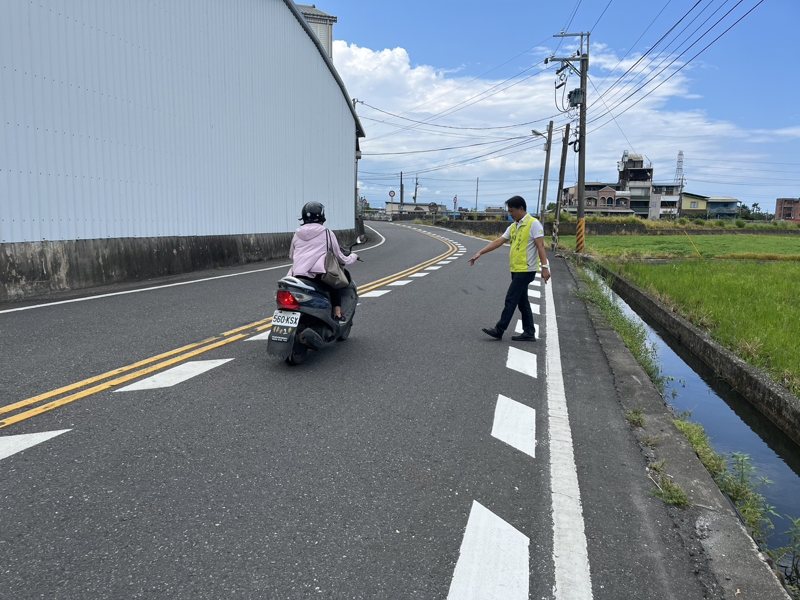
[0,229,357,303]
[587,258,800,447]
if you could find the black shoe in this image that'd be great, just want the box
[511,332,536,342]
[482,327,503,340]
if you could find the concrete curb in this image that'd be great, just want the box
[582,256,800,448]
[565,259,791,599]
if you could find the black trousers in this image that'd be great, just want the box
[495,271,536,334]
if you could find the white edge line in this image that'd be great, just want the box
[545,277,593,599]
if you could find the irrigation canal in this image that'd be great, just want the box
[592,273,800,549]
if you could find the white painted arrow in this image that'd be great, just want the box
[0,429,71,461]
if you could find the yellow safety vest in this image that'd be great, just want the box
[508,214,540,272]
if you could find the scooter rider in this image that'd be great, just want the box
[288,202,358,321]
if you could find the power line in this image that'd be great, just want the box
[361,135,529,156]
[590,0,615,33]
[591,0,736,113]
[589,0,764,129]
[358,101,552,131]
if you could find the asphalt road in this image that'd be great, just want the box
[0,222,713,599]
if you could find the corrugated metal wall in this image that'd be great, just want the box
[0,0,357,243]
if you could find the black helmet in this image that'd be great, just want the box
[300,202,326,224]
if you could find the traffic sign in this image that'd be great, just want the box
[389,190,395,198]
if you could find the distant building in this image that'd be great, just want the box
[706,196,738,219]
[679,192,708,217]
[677,193,739,219]
[617,151,654,218]
[559,151,740,220]
[383,201,446,216]
[296,4,337,58]
[776,198,800,222]
[651,183,681,219]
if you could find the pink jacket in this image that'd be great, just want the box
[289,223,358,278]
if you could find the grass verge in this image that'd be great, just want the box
[575,266,665,394]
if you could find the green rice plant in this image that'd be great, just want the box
[586,234,800,259]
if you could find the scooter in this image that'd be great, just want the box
[267,236,364,365]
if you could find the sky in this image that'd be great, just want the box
[317,0,799,214]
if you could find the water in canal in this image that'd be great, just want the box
[588,272,800,549]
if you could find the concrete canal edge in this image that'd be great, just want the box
[565,258,792,599]
[582,256,800,449]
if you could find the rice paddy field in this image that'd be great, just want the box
[579,235,800,396]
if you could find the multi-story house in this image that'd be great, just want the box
[617,151,654,218]
[560,182,634,216]
[651,183,681,219]
[776,198,800,222]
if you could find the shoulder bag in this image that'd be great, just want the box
[321,230,350,289]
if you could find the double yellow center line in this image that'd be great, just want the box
[0,236,458,429]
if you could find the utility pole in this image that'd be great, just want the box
[536,178,542,216]
[538,120,554,220]
[474,177,479,214]
[549,32,589,252]
[413,176,419,204]
[400,171,405,213]
[553,122,570,251]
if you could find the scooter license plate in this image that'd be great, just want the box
[272,310,300,328]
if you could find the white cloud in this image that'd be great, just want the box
[334,40,791,211]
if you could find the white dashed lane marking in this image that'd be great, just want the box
[529,302,540,315]
[424,266,442,271]
[360,290,392,298]
[388,280,413,286]
[528,289,541,299]
[247,331,271,341]
[447,501,529,600]
[0,429,71,462]
[491,395,536,458]
[506,347,537,378]
[409,273,429,278]
[115,359,233,392]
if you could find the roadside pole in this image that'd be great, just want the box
[552,122,570,251]
[539,120,553,221]
[549,32,589,253]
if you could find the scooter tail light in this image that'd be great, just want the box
[276,290,300,310]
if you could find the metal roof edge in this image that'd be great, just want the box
[283,0,365,138]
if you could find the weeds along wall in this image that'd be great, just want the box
[0,0,362,301]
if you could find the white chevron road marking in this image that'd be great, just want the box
[0,429,71,462]
[447,501,529,599]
